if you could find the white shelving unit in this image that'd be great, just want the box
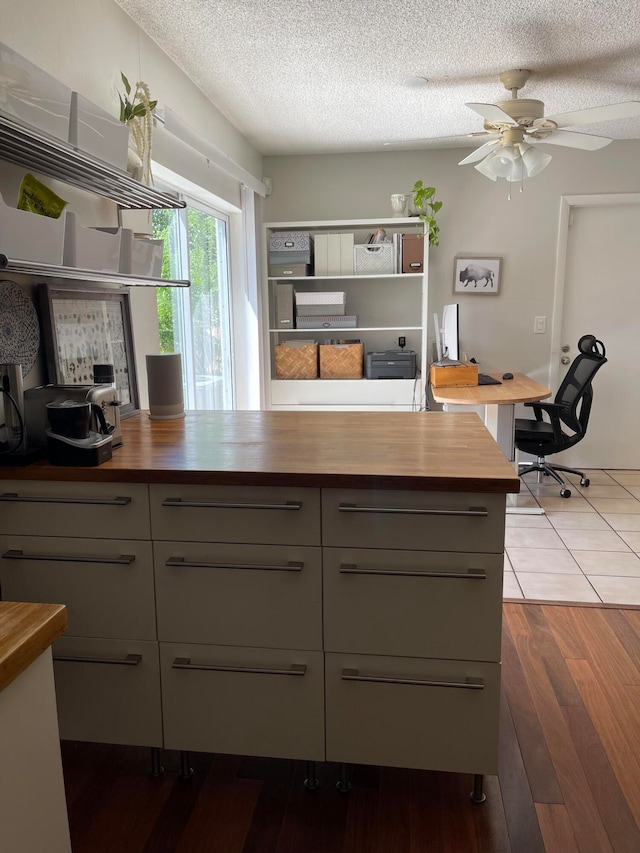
[262,218,429,411]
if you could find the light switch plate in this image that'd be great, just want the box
[534,316,547,334]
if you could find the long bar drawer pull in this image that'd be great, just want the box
[54,653,142,666]
[162,497,302,511]
[172,658,306,677]
[339,563,486,580]
[166,557,303,572]
[0,492,132,506]
[341,668,484,690]
[2,549,135,565]
[338,503,487,517]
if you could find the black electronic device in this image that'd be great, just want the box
[478,373,502,386]
[366,349,417,380]
[502,372,514,380]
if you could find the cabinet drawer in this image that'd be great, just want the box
[161,643,324,760]
[155,542,322,649]
[150,484,320,545]
[52,637,162,747]
[323,548,503,661]
[0,536,156,640]
[325,653,500,775]
[322,488,505,553]
[0,481,150,540]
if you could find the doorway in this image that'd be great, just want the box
[551,195,640,469]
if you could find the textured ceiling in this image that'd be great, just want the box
[115,0,640,155]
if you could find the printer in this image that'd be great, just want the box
[365,349,417,380]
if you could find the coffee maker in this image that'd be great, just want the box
[24,365,123,448]
[46,400,113,466]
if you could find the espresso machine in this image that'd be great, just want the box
[45,400,113,466]
[24,364,123,448]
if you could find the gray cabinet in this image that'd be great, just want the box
[0,479,159,747]
[0,476,504,777]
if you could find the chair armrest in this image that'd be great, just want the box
[523,401,565,440]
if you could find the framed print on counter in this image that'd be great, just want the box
[38,283,139,417]
[453,256,502,295]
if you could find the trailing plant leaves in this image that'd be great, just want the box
[120,72,131,96]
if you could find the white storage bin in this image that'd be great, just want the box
[64,211,121,272]
[0,191,66,263]
[354,243,395,275]
[0,43,71,141]
[107,229,164,276]
[314,233,354,276]
[295,291,346,316]
[131,237,163,277]
[69,92,129,171]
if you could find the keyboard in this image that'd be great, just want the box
[477,373,502,386]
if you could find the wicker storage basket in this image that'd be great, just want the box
[319,343,364,379]
[274,343,318,379]
[353,243,395,275]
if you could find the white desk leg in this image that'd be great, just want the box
[484,404,515,461]
[484,404,545,516]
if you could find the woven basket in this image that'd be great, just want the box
[319,343,363,379]
[275,343,318,379]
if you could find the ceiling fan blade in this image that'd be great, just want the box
[528,129,612,150]
[543,101,640,128]
[458,139,501,165]
[383,131,484,148]
[466,102,517,125]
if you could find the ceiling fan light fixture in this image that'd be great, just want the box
[520,144,553,177]
[474,139,552,183]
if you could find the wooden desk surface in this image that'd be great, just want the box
[0,602,67,694]
[431,373,551,406]
[1,410,520,494]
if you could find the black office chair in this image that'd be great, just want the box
[515,335,607,499]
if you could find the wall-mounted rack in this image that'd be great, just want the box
[0,111,185,209]
[0,254,190,288]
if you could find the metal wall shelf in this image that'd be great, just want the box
[0,255,190,288]
[0,111,185,209]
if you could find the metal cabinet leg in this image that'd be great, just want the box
[149,747,164,777]
[470,774,486,803]
[303,761,320,790]
[336,763,351,793]
[179,750,194,779]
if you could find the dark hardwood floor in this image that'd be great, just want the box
[61,603,640,852]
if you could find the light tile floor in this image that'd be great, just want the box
[503,469,640,605]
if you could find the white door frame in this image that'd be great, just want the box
[550,192,640,390]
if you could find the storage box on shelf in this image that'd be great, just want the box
[319,343,363,379]
[275,342,318,379]
[353,243,395,275]
[0,43,72,142]
[64,211,121,272]
[69,92,129,171]
[0,191,66,264]
[264,218,429,410]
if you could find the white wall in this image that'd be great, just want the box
[263,142,640,386]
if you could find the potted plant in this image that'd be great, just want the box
[118,73,157,185]
[409,181,443,246]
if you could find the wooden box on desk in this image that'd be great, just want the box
[429,362,478,388]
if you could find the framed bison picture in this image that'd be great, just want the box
[453,256,502,295]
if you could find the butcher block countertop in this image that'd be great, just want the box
[1,410,520,494]
[0,602,67,694]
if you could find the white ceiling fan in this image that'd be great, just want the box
[457,69,640,182]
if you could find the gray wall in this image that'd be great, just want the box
[263,142,640,381]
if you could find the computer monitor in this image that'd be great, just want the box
[441,303,459,361]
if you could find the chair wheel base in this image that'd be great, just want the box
[580,478,590,487]
[560,488,571,498]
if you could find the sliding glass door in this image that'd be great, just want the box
[153,200,233,410]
